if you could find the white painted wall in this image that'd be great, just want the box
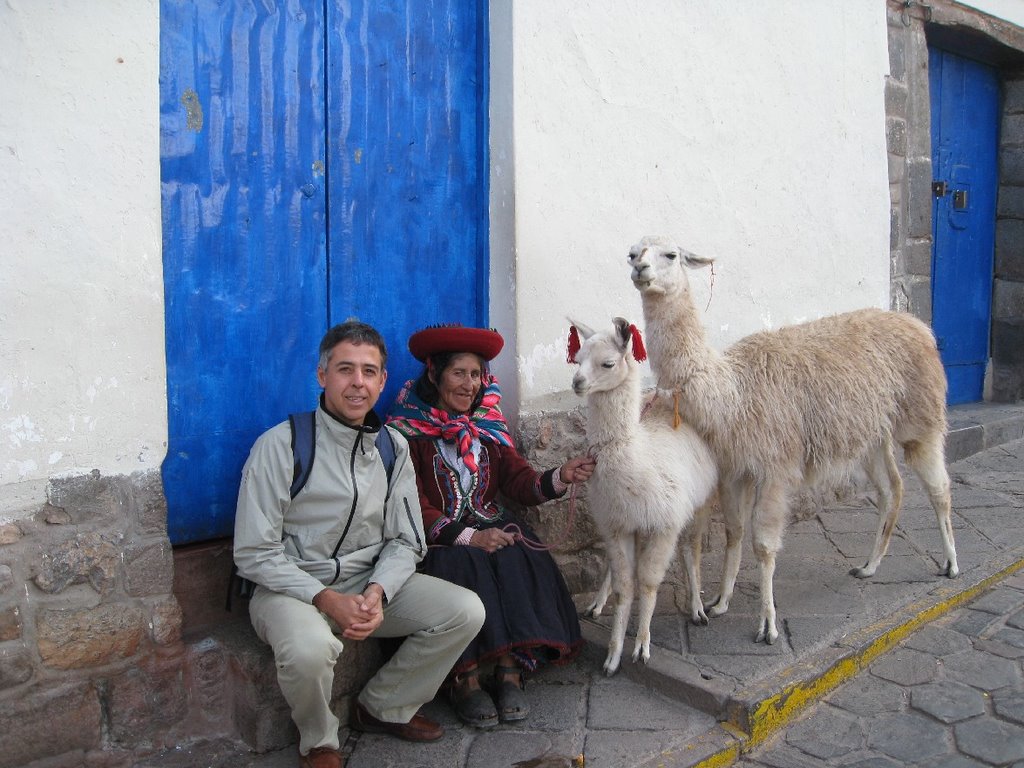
[494,1,893,411]
[1,1,1013,517]
[0,1,164,517]
[965,0,1024,27]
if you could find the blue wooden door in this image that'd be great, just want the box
[326,1,490,408]
[160,1,488,545]
[929,48,999,405]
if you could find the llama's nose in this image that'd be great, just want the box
[572,374,588,395]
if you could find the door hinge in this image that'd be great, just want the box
[932,181,948,197]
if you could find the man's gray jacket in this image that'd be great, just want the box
[233,405,426,604]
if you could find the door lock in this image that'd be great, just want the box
[953,189,969,209]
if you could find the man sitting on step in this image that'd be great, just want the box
[234,320,485,768]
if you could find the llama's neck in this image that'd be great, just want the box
[585,365,641,451]
[641,288,740,439]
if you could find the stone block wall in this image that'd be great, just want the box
[514,404,606,596]
[0,468,453,765]
[886,0,1024,403]
[995,77,1024,402]
[886,4,935,321]
[0,470,188,768]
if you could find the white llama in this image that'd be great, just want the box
[570,317,718,674]
[628,235,959,645]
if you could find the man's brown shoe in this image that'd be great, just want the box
[298,745,344,768]
[349,701,444,742]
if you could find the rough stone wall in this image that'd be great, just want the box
[887,3,936,321]
[515,405,607,597]
[887,0,1024,402]
[0,471,187,768]
[995,77,1024,402]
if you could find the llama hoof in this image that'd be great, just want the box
[755,619,778,644]
[849,564,875,579]
[706,598,728,618]
[690,611,710,626]
[943,561,960,578]
[603,649,623,676]
[631,645,651,665]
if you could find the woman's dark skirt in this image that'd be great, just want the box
[419,519,583,676]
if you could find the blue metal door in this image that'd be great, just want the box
[929,48,999,405]
[160,1,488,544]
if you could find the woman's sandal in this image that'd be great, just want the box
[449,670,498,728]
[492,665,530,723]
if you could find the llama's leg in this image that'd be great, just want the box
[632,529,683,665]
[586,558,613,617]
[604,532,635,676]
[752,480,788,644]
[681,502,710,625]
[905,434,959,578]
[851,440,903,579]
[706,478,753,618]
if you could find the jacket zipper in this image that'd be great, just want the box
[329,435,362,582]
[403,496,424,554]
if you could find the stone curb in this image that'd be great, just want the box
[728,549,1024,749]
[582,547,1024,768]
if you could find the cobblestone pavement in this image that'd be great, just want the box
[736,571,1024,768]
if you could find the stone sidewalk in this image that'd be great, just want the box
[136,406,1024,768]
[738,570,1024,767]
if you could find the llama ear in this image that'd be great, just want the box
[568,318,595,339]
[612,317,647,362]
[682,251,715,270]
[566,326,581,364]
[611,317,631,349]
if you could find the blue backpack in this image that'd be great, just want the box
[227,411,397,608]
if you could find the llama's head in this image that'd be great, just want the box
[569,317,645,397]
[628,235,714,297]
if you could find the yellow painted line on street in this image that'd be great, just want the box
[731,557,1024,753]
[689,743,740,768]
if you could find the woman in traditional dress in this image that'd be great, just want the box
[387,325,595,728]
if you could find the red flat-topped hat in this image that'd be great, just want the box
[408,324,504,362]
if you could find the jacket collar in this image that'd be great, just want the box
[318,394,384,450]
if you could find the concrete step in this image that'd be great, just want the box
[946,401,1024,462]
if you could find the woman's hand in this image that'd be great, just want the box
[470,527,516,553]
[559,455,597,485]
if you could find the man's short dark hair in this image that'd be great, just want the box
[318,320,388,369]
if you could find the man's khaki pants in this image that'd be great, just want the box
[250,572,485,755]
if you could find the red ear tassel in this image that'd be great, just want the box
[629,324,647,362]
[566,326,581,364]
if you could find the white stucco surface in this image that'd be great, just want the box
[1,1,1014,515]
[500,1,893,410]
[0,1,164,513]
[965,0,1024,27]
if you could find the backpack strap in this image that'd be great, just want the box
[375,425,397,498]
[290,410,396,499]
[288,410,317,499]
